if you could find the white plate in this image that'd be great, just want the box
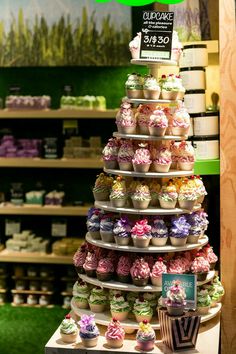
[131,59,177,66]
[104,167,193,179]
[113,132,187,141]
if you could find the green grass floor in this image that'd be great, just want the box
[0,304,68,354]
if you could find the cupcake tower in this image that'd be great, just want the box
[71,45,222,336]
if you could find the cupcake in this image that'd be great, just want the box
[127,292,140,310]
[152,145,172,173]
[100,214,114,242]
[194,175,207,204]
[170,107,190,136]
[102,138,119,169]
[73,245,87,274]
[60,314,78,343]
[125,73,143,99]
[93,173,113,201]
[161,74,183,100]
[130,258,150,286]
[83,252,98,277]
[151,217,168,246]
[78,314,99,348]
[113,217,131,246]
[109,289,123,301]
[131,219,152,248]
[158,182,178,209]
[117,139,134,171]
[136,320,156,352]
[73,281,90,309]
[96,258,114,281]
[116,102,136,134]
[148,108,168,136]
[169,215,191,246]
[116,255,132,283]
[86,208,101,239]
[136,104,153,135]
[147,179,161,207]
[110,294,130,321]
[131,183,151,209]
[169,141,180,169]
[143,292,159,311]
[132,143,152,172]
[167,258,186,274]
[178,181,197,210]
[105,318,125,348]
[165,280,186,316]
[150,257,167,287]
[211,276,225,302]
[143,74,161,100]
[191,253,210,281]
[177,141,195,171]
[197,289,212,315]
[129,32,141,59]
[202,244,218,270]
[109,176,127,208]
[187,214,203,244]
[133,296,153,323]
[88,286,107,313]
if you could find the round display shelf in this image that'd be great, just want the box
[131,59,177,66]
[113,132,187,141]
[104,167,193,179]
[86,233,209,254]
[124,97,179,105]
[77,270,215,293]
[94,201,201,216]
[71,299,222,330]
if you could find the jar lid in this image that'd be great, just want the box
[185,90,205,94]
[193,135,219,141]
[190,112,219,117]
[179,67,206,72]
[183,44,207,49]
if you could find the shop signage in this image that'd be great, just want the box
[96,1,184,5]
[162,273,197,309]
[140,10,174,60]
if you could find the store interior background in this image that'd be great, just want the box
[0,1,221,354]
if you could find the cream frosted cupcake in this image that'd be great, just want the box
[158,182,178,209]
[178,182,197,211]
[132,143,152,172]
[129,33,141,59]
[105,318,125,348]
[152,145,172,173]
[125,73,143,99]
[165,280,186,316]
[110,294,130,321]
[73,281,90,309]
[116,102,136,134]
[148,108,168,136]
[88,286,108,313]
[102,138,119,169]
[143,74,161,100]
[151,257,167,286]
[133,296,153,323]
[131,219,152,248]
[93,173,113,201]
[131,183,151,209]
[177,141,195,171]
[60,314,78,343]
[109,176,127,208]
[170,107,190,136]
[194,175,207,204]
[147,179,161,207]
[161,74,184,100]
[136,104,153,135]
[118,139,134,171]
[79,314,100,348]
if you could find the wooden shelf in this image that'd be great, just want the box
[0,158,103,169]
[12,276,54,281]
[0,204,91,216]
[12,302,54,308]
[11,289,53,295]
[0,250,73,264]
[0,109,117,119]
[61,291,73,296]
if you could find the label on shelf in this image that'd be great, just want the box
[5,219,21,236]
[140,11,174,60]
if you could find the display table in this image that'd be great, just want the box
[45,313,220,354]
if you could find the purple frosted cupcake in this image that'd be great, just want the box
[113,217,132,246]
[100,214,115,243]
[170,215,191,246]
[187,213,203,244]
[86,208,101,240]
[151,217,168,246]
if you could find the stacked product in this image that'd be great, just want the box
[63,136,102,159]
[6,230,50,253]
[60,96,106,110]
[5,95,51,109]
[0,135,42,158]
[179,45,219,160]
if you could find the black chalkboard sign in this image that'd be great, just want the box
[140,11,174,60]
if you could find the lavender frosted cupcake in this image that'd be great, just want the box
[100,214,115,243]
[102,138,119,169]
[113,217,132,246]
[151,217,168,246]
[170,215,191,246]
[86,208,101,240]
[187,213,203,244]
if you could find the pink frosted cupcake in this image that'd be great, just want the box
[151,257,167,287]
[116,255,132,283]
[96,257,114,281]
[167,258,186,274]
[148,108,168,136]
[152,145,172,173]
[83,252,98,277]
[136,104,153,135]
[130,258,150,286]
[105,318,125,348]
[129,32,141,59]
[102,138,119,169]
[131,183,151,209]
[177,141,195,171]
[131,219,152,248]
[191,252,210,281]
[116,102,136,134]
[118,140,134,171]
[169,141,180,169]
[202,244,218,270]
[132,143,152,172]
[109,176,127,208]
[170,107,190,136]
[73,245,87,274]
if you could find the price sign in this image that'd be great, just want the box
[140,11,174,60]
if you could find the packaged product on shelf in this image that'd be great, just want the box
[5,95,51,110]
[60,95,106,110]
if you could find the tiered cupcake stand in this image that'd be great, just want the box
[71,58,222,334]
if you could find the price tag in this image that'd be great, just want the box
[5,219,21,236]
[140,11,174,60]
[51,219,67,237]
